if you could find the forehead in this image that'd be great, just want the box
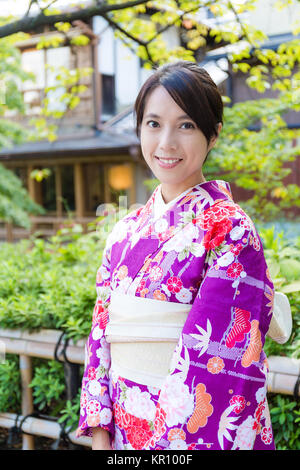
[143,85,187,118]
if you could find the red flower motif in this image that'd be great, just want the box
[92,299,105,326]
[261,427,273,445]
[226,262,243,279]
[114,403,131,430]
[153,403,167,436]
[188,443,197,450]
[136,279,146,293]
[158,227,174,242]
[126,415,153,450]
[203,218,233,251]
[196,202,236,231]
[229,395,246,414]
[253,400,266,431]
[167,276,183,293]
[230,243,243,255]
[87,366,96,381]
[144,403,167,449]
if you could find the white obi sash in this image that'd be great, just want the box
[104,290,292,388]
[105,292,191,388]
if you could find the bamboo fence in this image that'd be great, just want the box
[0,327,299,450]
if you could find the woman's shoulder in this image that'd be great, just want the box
[208,198,260,240]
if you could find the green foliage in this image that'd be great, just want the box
[0,354,21,413]
[269,394,300,450]
[0,163,45,228]
[258,225,300,359]
[0,221,111,341]
[29,360,65,413]
[58,388,81,432]
[204,94,300,223]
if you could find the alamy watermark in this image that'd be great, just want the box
[94,195,194,239]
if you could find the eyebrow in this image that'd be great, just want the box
[144,113,191,120]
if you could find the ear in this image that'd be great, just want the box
[207,122,222,151]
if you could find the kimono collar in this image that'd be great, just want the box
[114,179,234,281]
[153,184,197,220]
[132,179,234,241]
[150,179,233,221]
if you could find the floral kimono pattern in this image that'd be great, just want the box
[76,179,275,450]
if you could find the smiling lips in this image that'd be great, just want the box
[155,156,183,169]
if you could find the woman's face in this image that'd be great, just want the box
[140,85,221,199]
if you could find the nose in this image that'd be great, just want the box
[158,127,178,152]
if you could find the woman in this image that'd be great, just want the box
[76,61,276,450]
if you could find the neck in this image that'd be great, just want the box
[160,175,207,204]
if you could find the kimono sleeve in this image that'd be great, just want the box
[150,214,275,450]
[76,238,114,439]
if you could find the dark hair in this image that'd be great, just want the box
[134,60,223,148]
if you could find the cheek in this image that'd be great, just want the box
[141,133,154,157]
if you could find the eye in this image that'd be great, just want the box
[146,120,159,128]
[181,122,195,129]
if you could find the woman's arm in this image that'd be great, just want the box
[76,240,114,440]
[92,427,112,450]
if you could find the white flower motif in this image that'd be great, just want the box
[149,266,163,282]
[100,407,112,425]
[191,242,205,258]
[96,341,111,369]
[159,375,194,427]
[217,251,235,267]
[255,386,266,404]
[115,276,133,294]
[114,427,125,450]
[190,320,212,358]
[232,416,256,450]
[175,287,192,303]
[88,379,102,396]
[124,387,156,421]
[230,225,245,241]
[164,223,198,253]
[169,439,188,450]
[154,218,168,233]
[92,325,103,341]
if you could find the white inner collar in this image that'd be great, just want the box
[153,184,195,220]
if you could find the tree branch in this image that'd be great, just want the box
[0,0,150,38]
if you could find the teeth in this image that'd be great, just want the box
[158,158,180,164]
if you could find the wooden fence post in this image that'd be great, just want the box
[19,355,35,450]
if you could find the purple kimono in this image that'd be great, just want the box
[76,179,275,450]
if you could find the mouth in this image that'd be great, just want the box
[154,156,183,169]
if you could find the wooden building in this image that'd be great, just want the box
[0,21,152,240]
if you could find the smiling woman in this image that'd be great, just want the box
[135,61,223,203]
[76,60,277,451]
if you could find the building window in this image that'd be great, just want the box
[101,73,115,117]
[83,163,105,215]
[61,165,75,213]
[41,169,56,212]
[20,46,70,116]
[14,167,28,190]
